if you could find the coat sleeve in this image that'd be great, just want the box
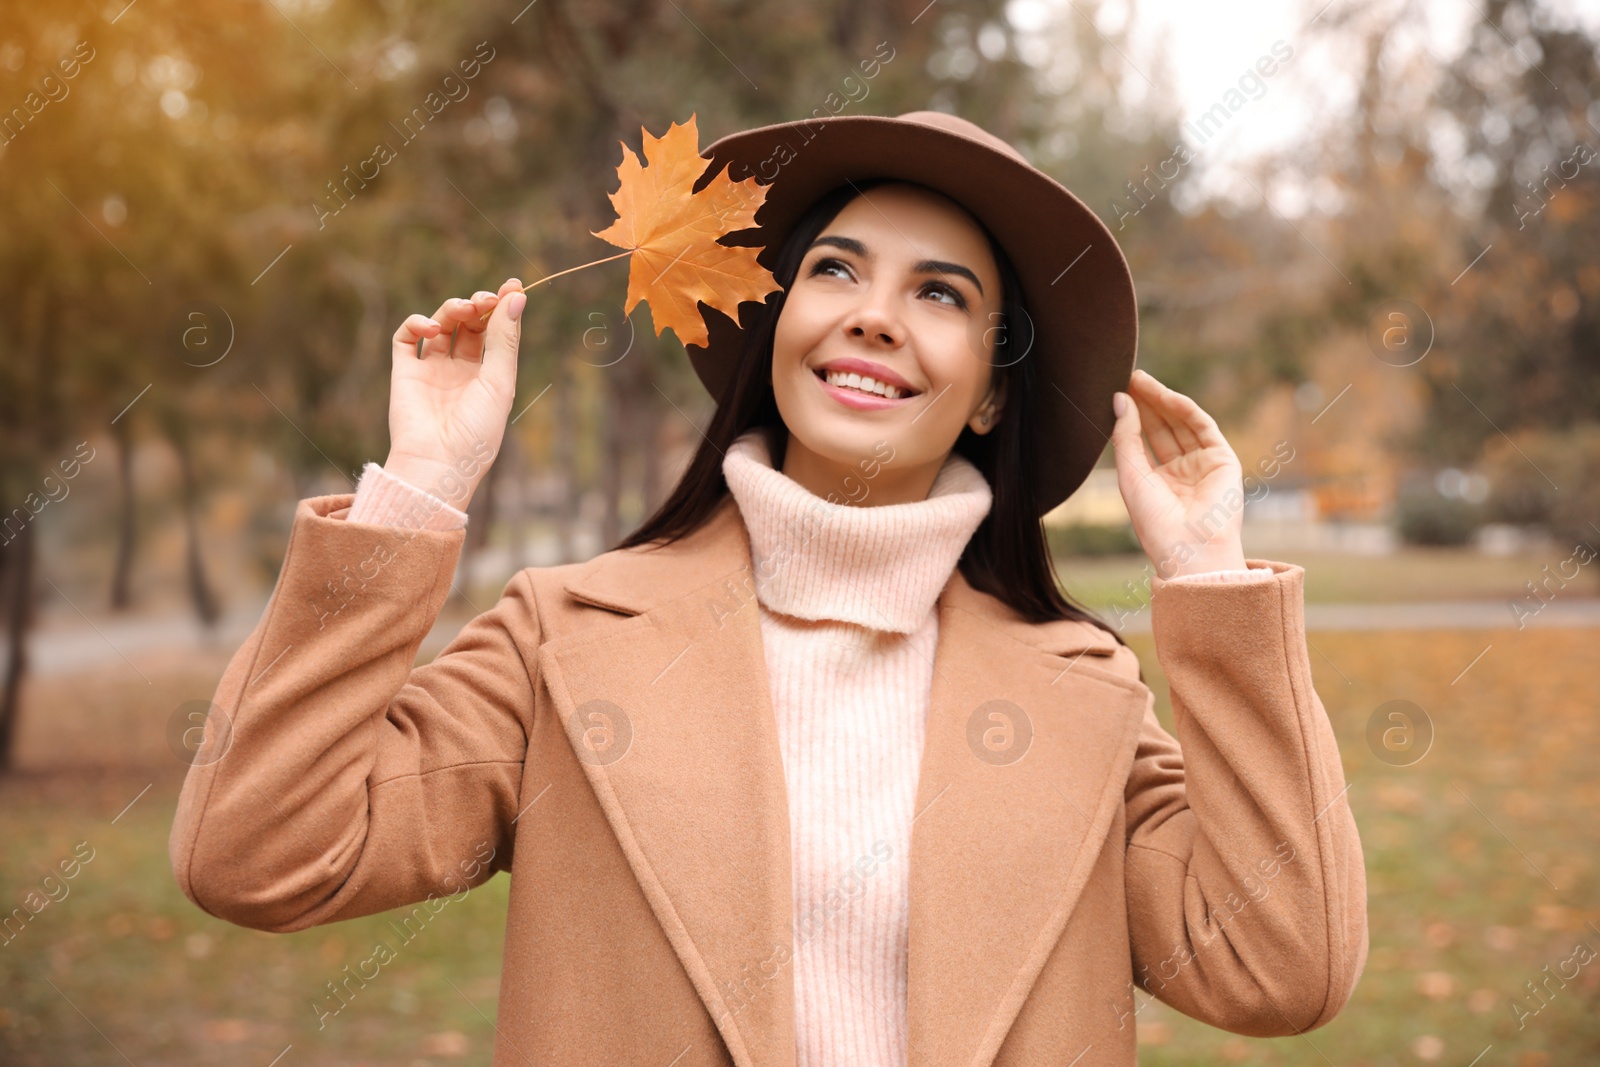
[1113,557,1368,1035]
[168,491,538,933]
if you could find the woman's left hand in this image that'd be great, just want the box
[1110,368,1248,578]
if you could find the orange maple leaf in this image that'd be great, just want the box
[590,114,782,349]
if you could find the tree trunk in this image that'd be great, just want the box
[636,346,664,523]
[0,519,35,773]
[505,428,527,572]
[554,358,579,563]
[455,455,501,604]
[601,370,624,550]
[470,450,499,556]
[110,419,137,610]
[172,431,221,628]
[289,463,309,508]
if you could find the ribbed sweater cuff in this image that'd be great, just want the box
[343,461,469,530]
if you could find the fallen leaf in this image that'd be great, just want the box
[201,1019,251,1043]
[1483,925,1518,951]
[1416,971,1454,999]
[591,113,782,349]
[1136,1020,1171,1045]
[422,1030,470,1057]
[1411,1034,1444,1061]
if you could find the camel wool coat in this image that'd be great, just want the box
[169,488,1368,1067]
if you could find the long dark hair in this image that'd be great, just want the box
[617,177,1123,641]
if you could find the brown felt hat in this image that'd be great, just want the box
[684,109,1140,517]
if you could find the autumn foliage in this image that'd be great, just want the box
[590,114,783,349]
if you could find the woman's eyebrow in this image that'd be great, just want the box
[808,234,985,297]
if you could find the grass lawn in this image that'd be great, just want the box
[1053,546,1600,608]
[1128,626,1600,1066]
[3,624,1598,1065]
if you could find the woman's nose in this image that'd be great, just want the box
[842,289,904,347]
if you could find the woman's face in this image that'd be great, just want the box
[770,182,1006,502]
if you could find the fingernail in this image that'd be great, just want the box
[1113,392,1127,417]
[506,292,526,320]
[424,317,440,328]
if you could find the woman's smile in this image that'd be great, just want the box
[811,355,922,409]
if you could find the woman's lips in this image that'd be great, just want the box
[812,368,917,411]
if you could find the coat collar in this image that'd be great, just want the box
[536,495,1149,1067]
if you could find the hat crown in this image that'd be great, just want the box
[891,110,1028,166]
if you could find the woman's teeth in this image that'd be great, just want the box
[822,370,909,399]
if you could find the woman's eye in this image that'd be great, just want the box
[810,257,851,279]
[923,282,966,309]
[807,258,966,309]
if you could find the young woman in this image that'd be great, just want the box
[171,110,1367,1067]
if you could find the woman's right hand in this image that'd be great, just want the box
[383,277,526,511]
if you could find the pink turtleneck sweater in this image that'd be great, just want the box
[343,434,1271,1066]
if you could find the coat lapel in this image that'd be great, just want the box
[536,499,799,1067]
[905,578,1150,1067]
[536,496,1150,1067]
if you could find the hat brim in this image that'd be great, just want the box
[685,113,1139,517]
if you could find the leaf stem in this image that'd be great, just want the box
[474,249,635,320]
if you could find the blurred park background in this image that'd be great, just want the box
[3,0,1599,1063]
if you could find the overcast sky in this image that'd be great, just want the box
[1087,0,1600,213]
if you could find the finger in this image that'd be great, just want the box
[476,277,526,322]
[416,298,469,359]
[421,296,500,360]
[1128,381,1186,464]
[393,313,444,361]
[1132,370,1205,452]
[1146,375,1229,451]
[480,277,525,391]
[442,291,501,365]
[457,290,500,334]
[425,295,477,326]
[1108,390,1157,485]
